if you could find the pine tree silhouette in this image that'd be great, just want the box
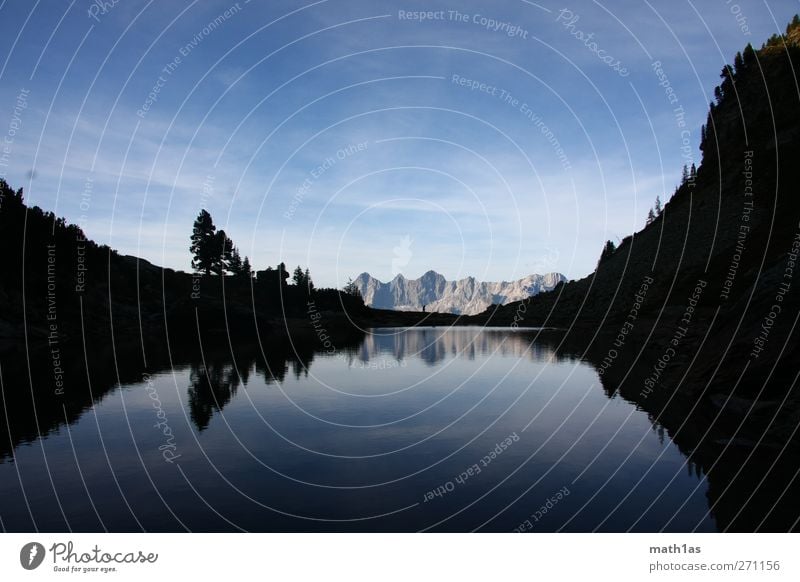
[190,210,217,276]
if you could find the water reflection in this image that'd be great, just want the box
[356,327,575,366]
[188,361,241,432]
[0,326,796,531]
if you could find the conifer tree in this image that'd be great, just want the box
[742,43,756,68]
[229,247,243,276]
[343,277,362,298]
[599,240,616,263]
[292,265,305,287]
[214,229,233,275]
[190,210,217,275]
[788,14,800,35]
[240,256,252,279]
[733,51,744,75]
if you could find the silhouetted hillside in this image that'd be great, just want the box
[0,183,368,356]
[482,19,800,398]
[476,19,800,531]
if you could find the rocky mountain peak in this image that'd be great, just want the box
[353,271,566,315]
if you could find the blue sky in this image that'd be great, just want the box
[0,0,795,287]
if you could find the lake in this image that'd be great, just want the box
[0,326,715,532]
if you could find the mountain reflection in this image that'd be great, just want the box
[1,326,797,531]
[0,326,578,455]
[356,327,577,366]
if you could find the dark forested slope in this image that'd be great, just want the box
[482,20,800,399]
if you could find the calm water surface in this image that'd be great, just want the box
[0,327,715,531]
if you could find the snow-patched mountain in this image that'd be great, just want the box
[354,270,566,315]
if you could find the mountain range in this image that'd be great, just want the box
[353,270,566,315]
